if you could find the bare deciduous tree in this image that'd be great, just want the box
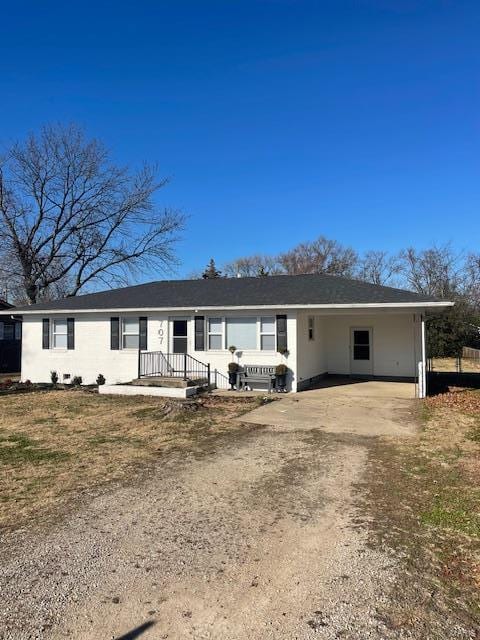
[465,253,480,308]
[356,250,401,286]
[0,124,184,304]
[399,245,462,298]
[279,236,358,277]
[222,254,282,278]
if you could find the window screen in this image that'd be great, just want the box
[225,317,257,350]
[260,316,275,350]
[208,317,223,350]
[53,319,68,349]
[122,318,139,349]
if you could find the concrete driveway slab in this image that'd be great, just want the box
[240,381,418,438]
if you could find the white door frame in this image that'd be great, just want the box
[350,326,374,376]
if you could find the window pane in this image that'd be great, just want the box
[173,319,187,337]
[123,318,139,333]
[226,317,257,350]
[54,319,67,334]
[4,325,14,340]
[123,334,139,349]
[173,337,188,353]
[353,345,370,360]
[208,317,222,333]
[260,317,275,333]
[15,323,21,340]
[354,330,369,345]
[208,334,222,350]
[0,322,3,340]
[261,334,275,350]
[54,334,68,349]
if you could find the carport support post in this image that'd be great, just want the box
[420,315,427,398]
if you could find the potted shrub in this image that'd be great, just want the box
[228,362,240,390]
[50,370,59,387]
[275,364,288,392]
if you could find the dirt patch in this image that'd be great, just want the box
[0,391,260,531]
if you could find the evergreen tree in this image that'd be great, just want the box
[202,258,222,279]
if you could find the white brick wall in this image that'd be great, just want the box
[21,311,299,389]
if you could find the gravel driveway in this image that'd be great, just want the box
[0,384,439,639]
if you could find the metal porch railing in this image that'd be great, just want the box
[139,351,211,384]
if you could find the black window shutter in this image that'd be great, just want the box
[67,318,75,350]
[276,314,287,352]
[110,317,120,350]
[139,317,148,350]
[42,318,50,349]
[194,315,205,350]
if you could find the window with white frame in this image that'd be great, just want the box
[122,318,139,349]
[260,316,275,350]
[206,316,277,351]
[308,316,315,341]
[226,317,257,350]
[52,318,68,349]
[208,317,223,350]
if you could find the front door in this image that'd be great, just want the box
[171,317,189,353]
[350,327,373,376]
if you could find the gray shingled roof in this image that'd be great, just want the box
[6,273,445,313]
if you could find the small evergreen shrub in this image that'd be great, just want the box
[96,373,106,386]
[50,370,59,385]
[72,375,83,387]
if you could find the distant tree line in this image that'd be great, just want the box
[201,238,480,357]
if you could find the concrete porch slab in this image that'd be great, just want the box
[99,384,197,399]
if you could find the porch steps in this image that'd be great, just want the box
[99,376,215,399]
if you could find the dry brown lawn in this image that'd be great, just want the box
[431,357,480,373]
[362,387,480,628]
[0,390,260,531]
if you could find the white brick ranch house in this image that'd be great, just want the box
[3,273,452,397]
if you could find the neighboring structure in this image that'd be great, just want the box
[0,274,453,397]
[0,299,22,374]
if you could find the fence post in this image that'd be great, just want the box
[183,353,187,380]
[207,363,211,386]
[138,348,141,378]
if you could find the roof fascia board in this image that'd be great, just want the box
[8,301,454,315]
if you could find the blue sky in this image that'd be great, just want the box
[1,1,479,279]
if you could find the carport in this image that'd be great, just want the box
[295,309,434,398]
